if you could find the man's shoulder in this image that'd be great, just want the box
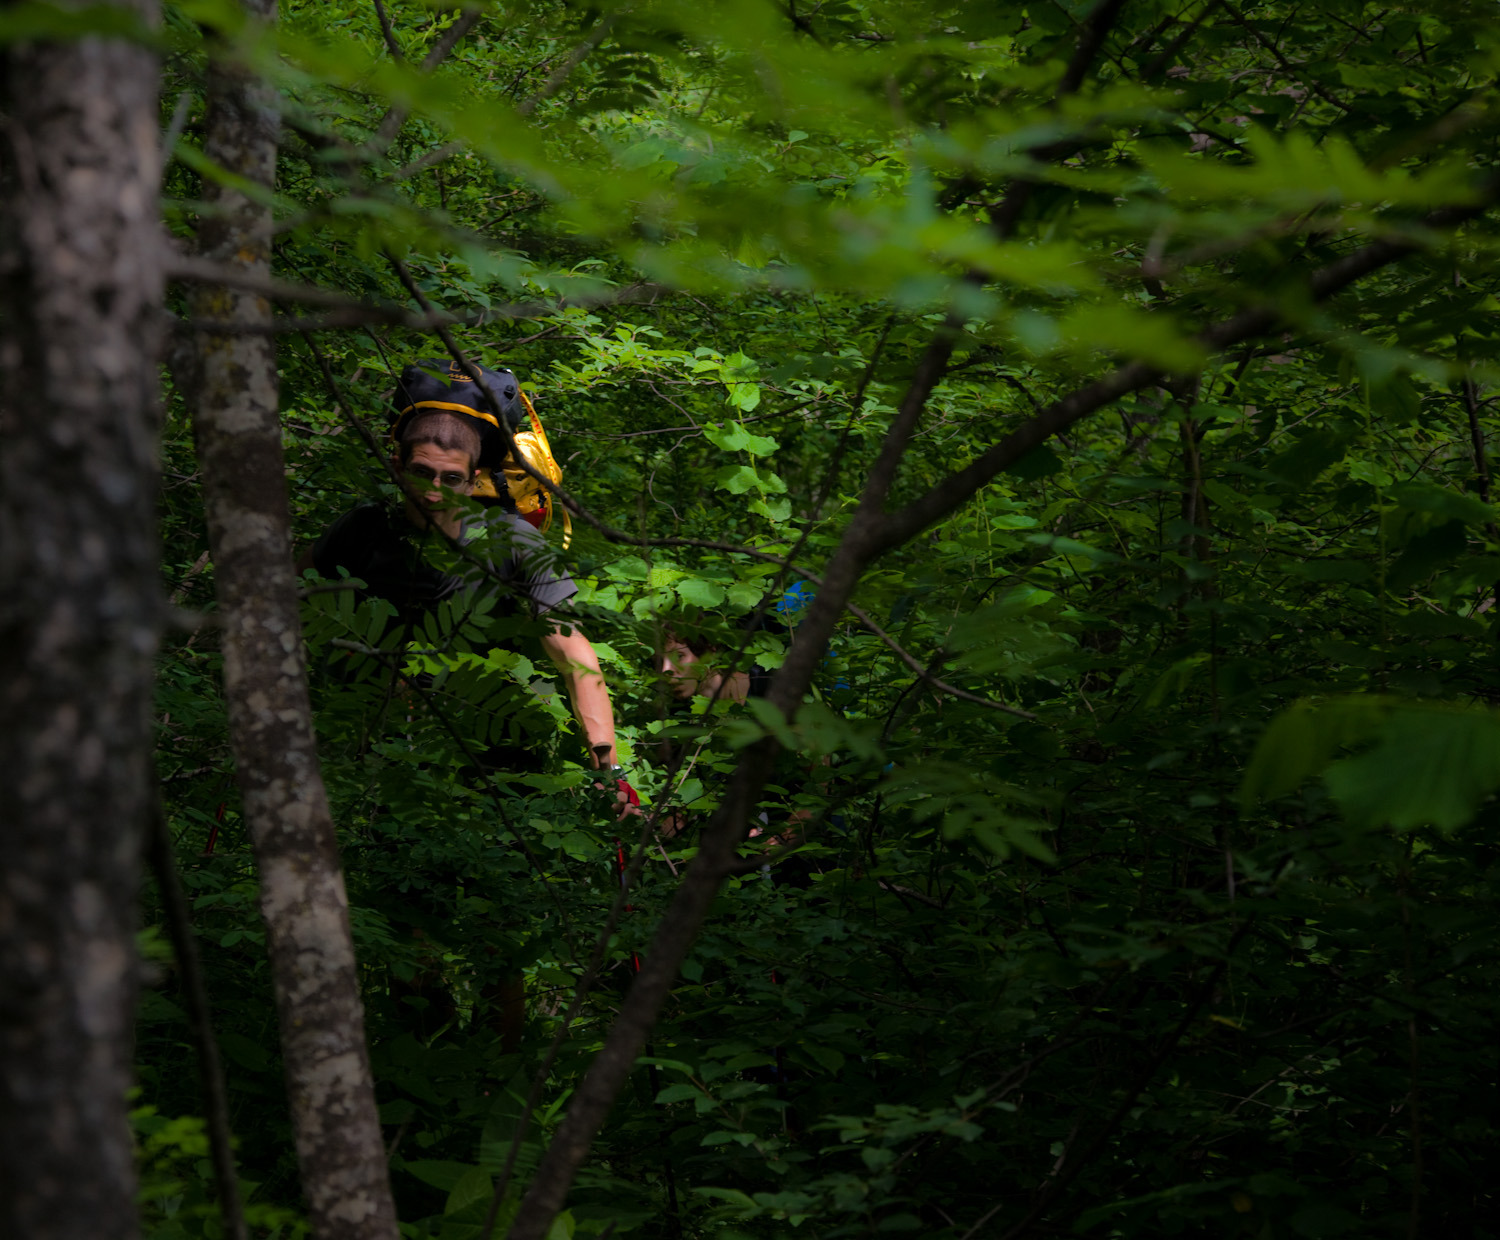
[472,510,550,558]
[330,502,402,539]
[314,502,401,574]
[469,511,577,613]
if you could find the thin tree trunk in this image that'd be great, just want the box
[1461,377,1491,504]
[0,6,163,1238]
[189,4,398,1236]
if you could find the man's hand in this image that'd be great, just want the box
[593,773,641,821]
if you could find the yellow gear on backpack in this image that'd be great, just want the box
[470,389,572,547]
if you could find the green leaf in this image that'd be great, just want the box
[804,1044,846,1073]
[1389,482,1495,527]
[445,1166,495,1219]
[1270,428,1354,487]
[704,420,779,456]
[745,697,798,749]
[714,463,761,494]
[400,1160,479,1192]
[726,381,762,412]
[1387,520,1468,591]
[713,463,786,495]
[677,577,727,607]
[1325,706,1500,832]
[0,1,158,46]
[218,1032,272,1074]
[749,495,792,522]
[1239,696,1391,811]
[1061,304,1208,371]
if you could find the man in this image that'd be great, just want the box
[305,362,627,780]
[302,362,633,1049]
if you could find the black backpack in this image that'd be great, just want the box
[389,358,525,474]
[389,358,568,539]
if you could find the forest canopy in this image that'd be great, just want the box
[3,1,1499,1239]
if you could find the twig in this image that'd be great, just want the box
[985,0,1130,241]
[517,10,624,118]
[1139,0,1224,81]
[1461,376,1492,505]
[167,255,382,308]
[370,6,486,151]
[418,7,484,72]
[172,280,665,334]
[1223,1,1352,114]
[476,736,724,1240]
[390,139,463,180]
[873,185,1500,558]
[371,0,403,61]
[843,599,1036,719]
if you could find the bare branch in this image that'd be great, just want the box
[168,268,666,333]
[371,0,403,62]
[987,0,1130,241]
[418,6,484,72]
[1223,1,1352,114]
[843,599,1036,719]
[390,139,463,180]
[370,6,486,151]
[517,10,623,118]
[503,282,968,1240]
[994,918,1258,1240]
[167,255,382,308]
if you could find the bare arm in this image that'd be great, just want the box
[539,621,617,769]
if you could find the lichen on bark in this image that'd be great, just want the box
[187,3,398,1236]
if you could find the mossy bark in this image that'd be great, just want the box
[190,4,398,1236]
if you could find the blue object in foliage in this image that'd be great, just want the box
[777,581,815,619]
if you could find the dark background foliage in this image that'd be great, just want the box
[130,0,1499,1236]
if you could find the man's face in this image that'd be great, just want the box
[395,442,474,533]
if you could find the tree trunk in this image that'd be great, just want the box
[190,4,398,1236]
[0,6,163,1238]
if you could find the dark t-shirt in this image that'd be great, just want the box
[312,503,577,623]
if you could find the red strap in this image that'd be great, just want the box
[617,777,640,807]
[204,801,227,856]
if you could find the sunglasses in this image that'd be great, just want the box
[405,464,472,490]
